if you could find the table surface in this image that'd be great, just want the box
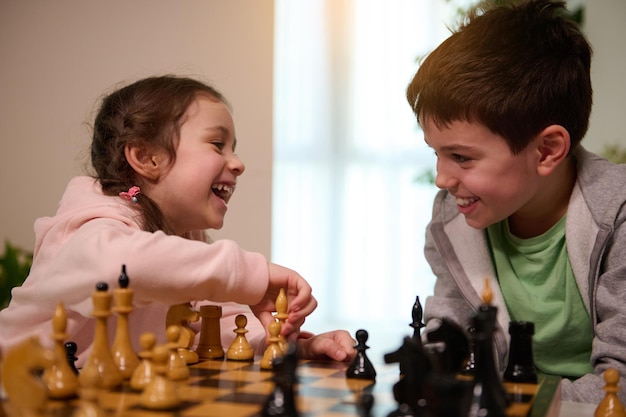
[0,356,587,417]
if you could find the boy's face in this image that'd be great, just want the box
[423,118,542,230]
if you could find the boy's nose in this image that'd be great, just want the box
[434,164,457,190]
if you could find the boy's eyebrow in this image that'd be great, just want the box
[438,144,477,153]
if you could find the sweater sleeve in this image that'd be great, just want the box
[0,216,269,348]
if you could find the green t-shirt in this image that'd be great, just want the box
[487,216,593,378]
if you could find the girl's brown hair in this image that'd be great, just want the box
[90,75,228,233]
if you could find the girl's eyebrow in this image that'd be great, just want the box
[205,125,237,151]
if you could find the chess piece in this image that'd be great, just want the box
[424,318,470,375]
[358,392,374,417]
[274,288,289,352]
[43,302,79,399]
[262,343,299,417]
[130,332,157,391]
[261,320,284,370]
[424,373,473,417]
[139,344,181,410]
[166,302,200,364]
[80,282,123,390]
[196,304,225,360]
[1,336,55,416]
[503,321,538,383]
[346,329,377,380]
[72,364,107,417]
[459,326,477,379]
[111,265,140,379]
[595,368,626,417]
[226,314,255,361]
[384,336,431,417]
[467,278,508,417]
[410,295,425,343]
[65,342,80,375]
[165,325,190,381]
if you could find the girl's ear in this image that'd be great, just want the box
[124,143,169,181]
[536,124,570,176]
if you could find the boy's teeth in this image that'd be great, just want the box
[456,197,478,207]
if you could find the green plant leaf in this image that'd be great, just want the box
[0,241,33,309]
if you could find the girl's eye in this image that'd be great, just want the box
[212,141,225,150]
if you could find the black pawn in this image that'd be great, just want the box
[262,343,299,417]
[346,329,376,380]
[358,392,374,417]
[504,321,537,383]
[65,341,79,375]
[410,296,425,343]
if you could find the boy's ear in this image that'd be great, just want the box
[124,143,169,181]
[536,125,570,176]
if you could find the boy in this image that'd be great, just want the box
[407,0,626,404]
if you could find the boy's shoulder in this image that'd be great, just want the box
[574,146,626,217]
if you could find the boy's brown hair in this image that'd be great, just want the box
[406,0,592,154]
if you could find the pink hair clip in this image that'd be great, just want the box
[119,186,141,203]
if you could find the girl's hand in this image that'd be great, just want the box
[294,330,357,362]
[249,262,318,339]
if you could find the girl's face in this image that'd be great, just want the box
[151,97,245,234]
[423,118,542,230]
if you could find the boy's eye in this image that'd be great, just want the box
[452,154,470,163]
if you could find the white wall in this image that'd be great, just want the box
[0,1,274,256]
[1,0,624,257]
[584,0,626,153]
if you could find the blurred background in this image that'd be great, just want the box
[1,0,624,358]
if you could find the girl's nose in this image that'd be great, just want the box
[229,154,245,176]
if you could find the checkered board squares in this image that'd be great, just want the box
[33,359,559,417]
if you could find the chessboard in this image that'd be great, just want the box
[1,357,561,417]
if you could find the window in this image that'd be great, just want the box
[273,0,464,347]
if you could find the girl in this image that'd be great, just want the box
[0,75,355,364]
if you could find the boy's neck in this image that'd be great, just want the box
[508,157,576,239]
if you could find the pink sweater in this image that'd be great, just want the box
[0,177,269,364]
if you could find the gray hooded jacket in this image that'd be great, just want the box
[423,146,626,404]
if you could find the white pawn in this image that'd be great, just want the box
[227,314,254,361]
[139,345,180,410]
[72,365,107,417]
[260,320,283,370]
[165,325,189,382]
[595,368,626,417]
[130,332,157,391]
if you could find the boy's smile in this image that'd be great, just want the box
[423,118,544,232]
